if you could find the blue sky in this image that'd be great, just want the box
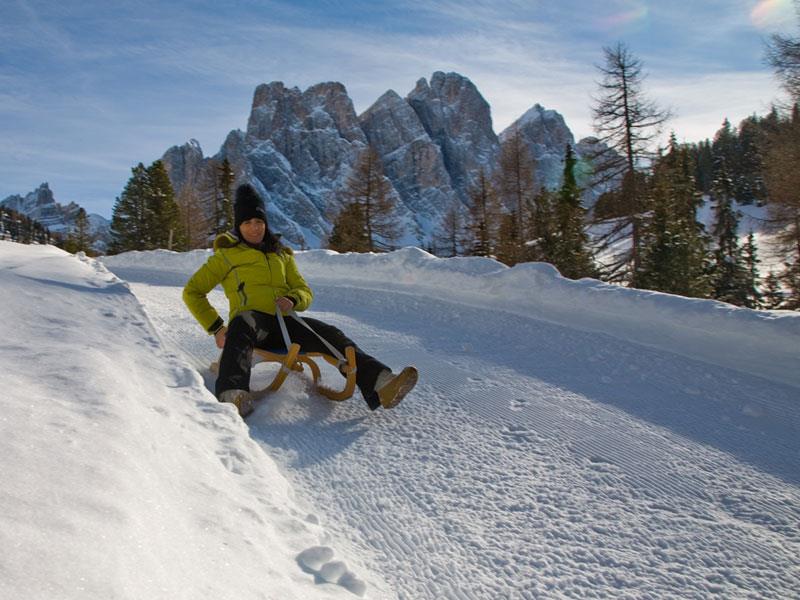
[1,0,796,218]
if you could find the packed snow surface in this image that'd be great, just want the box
[3,240,799,599]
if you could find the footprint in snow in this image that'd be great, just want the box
[509,398,528,411]
[297,546,366,597]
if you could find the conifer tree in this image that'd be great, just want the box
[762,271,785,309]
[64,208,93,254]
[147,160,184,250]
[761,106,800,309]
[636,137,710,296]
[433,201,468,257]
[742,233,763,308]
[590,42,671,280]
[710,158,748,305]
[177,185,210,249]
[495,128,536,265]
[328,203,369,252]
[329,146,401,252]
[765,3,800,103]
[211,158,235,235]
[549,144,596,279]
[110,160,185,253]
[464,169,500,257]
[110,163,152,252]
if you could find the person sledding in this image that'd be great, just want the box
[183,183,418,417]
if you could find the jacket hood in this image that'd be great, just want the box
[213,230,240,251]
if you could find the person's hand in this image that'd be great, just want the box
[276,296,295,313]
[214,326,227,349]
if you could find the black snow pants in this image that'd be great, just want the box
[215,310,388,409]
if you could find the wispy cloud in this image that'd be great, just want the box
[0,0,789,216]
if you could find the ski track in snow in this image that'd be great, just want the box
[110,264,800,600]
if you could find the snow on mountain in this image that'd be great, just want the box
[4,239,799,598]
[0,182,111,247]
[500,103,575,191]
[161,72,571,249]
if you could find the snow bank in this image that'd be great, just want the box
[102,246,799,388]
[0,241,377,600]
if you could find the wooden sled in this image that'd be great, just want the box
[211,344,357,402]
[253,344,357,401]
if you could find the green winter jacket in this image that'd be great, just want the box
[183,231,313,334]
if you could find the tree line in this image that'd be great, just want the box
[0,207,54,245]
[107,5,799,310]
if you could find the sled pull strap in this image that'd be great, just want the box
[288,310,348,366]
[275,304,293,352]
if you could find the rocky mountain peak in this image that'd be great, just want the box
[501,104,576,190]
[406,72,499,200]
[161,71,590,249]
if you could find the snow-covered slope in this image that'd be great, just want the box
[3,240,799,599]
[0,241,386,600]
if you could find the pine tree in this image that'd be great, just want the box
[64,208,93,254]
[146,160,184,250]
[110,163,152,253]
[549,144,596,279]
[762,271,785,309]
[464,169,500,257]
[110,160,185,253]
[781,261,800,310]
[741,233,763,308]
[590,42,671,281]
[636,136,710,296]
[329,146,401,252]
[710,158,749,305]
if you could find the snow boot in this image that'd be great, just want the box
[375,367,418,409]
[219,389,254,418]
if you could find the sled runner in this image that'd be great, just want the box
[211,305,357,402]
[252,344,357,401]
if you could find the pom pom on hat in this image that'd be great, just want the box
[234,184,267,229]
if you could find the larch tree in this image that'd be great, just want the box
[495,128,536,266]
[590,42,671,281]
[464,169,500,257]
[329,146,401,252]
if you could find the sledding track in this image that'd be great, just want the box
[115,267,800,600]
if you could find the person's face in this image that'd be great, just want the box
[240,218,266,245]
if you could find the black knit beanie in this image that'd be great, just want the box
[234,184,267,231]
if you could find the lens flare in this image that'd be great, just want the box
[598,2,649,30]
[751,0,794,29]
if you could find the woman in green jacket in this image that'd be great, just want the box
[183,184,417,417]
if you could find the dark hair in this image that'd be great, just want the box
[235,226,282,254]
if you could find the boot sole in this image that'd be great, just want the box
[380,366,418,409]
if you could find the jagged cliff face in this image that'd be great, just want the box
[407,72,499,201]
[359,89,457,228]
[161,72,584,248]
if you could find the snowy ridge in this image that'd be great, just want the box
[0,241,388,600]
[102,245,800,387]
[291,248,799,389]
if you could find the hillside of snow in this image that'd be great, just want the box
[2,240,799,599]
